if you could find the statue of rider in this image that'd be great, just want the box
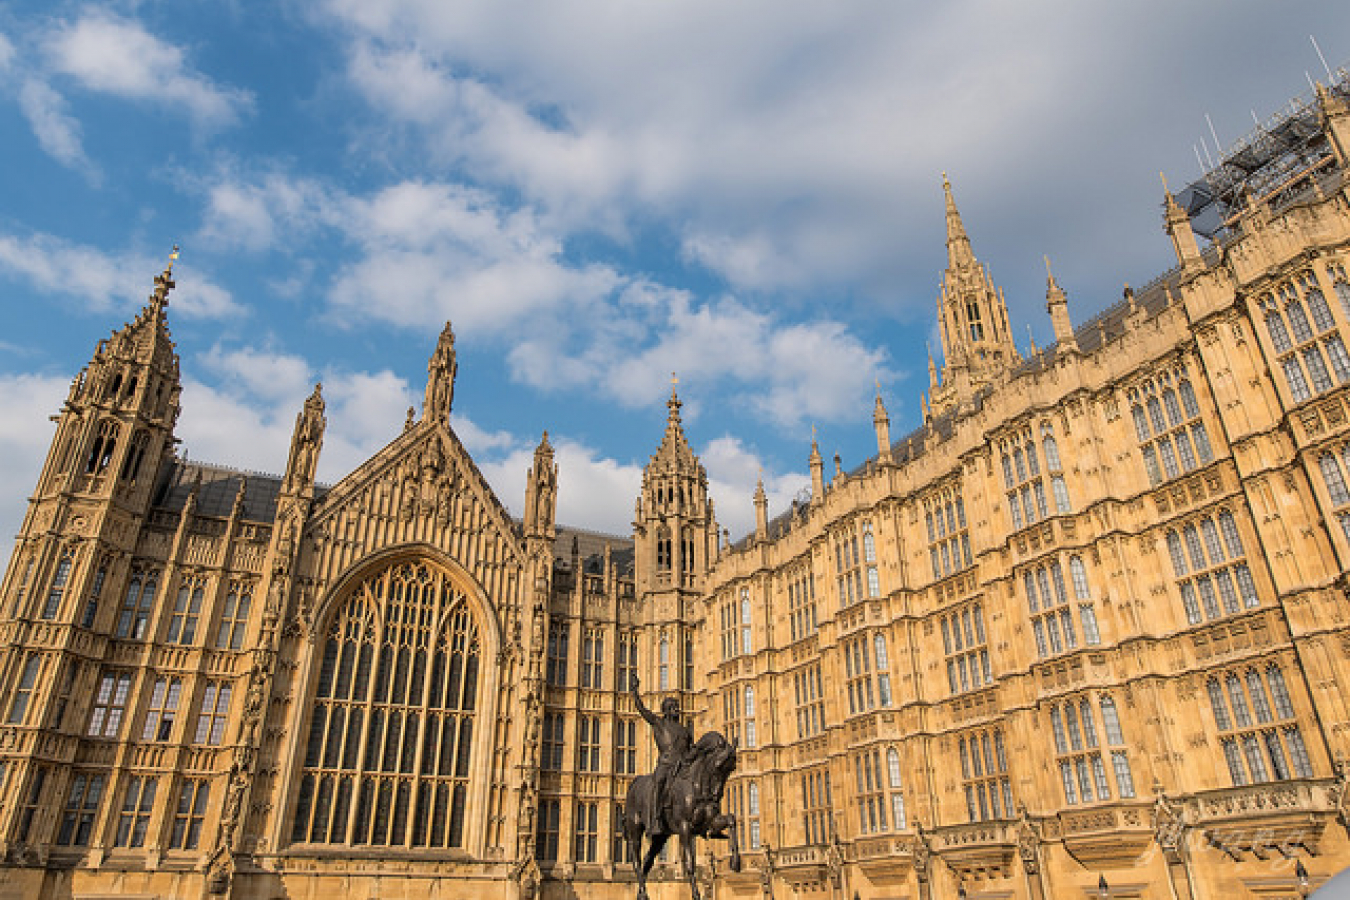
[631,673,693,825]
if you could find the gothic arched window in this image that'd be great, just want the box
[292,559,479,849]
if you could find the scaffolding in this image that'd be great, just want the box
[1174,66,1350,239]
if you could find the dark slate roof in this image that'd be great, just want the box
[150,457,635,572]
[553,524,635,576]
[152,460,298,522]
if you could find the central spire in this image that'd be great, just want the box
[943,173,975,271]
[931,175,1020,418]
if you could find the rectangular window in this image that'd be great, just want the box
[578,715,601,772]
[546,622,570,686]
[580,631,604,689]
[166,578,206,645]
[614,718,637,775]
[573,801,599,863]
[116,571,159,640]
[115,775,158,847]
[57,773,105,845]
[215,585,252,650]
[194,682,232,745]
[7,655,43,724]
[169,779,209,849]
[88,671,133,738]
[142,677,182,742]
[535,798,560,861]
[542,712,564,771]
[41,555,73,620]
[616,631,637,690]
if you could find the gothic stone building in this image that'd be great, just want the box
[3,78,1350,900]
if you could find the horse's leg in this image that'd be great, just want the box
[627,821,647,900]
[641,831,668,881]
[726,812,742,872]
[680,828,700,900]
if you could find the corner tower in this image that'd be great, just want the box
[633,383,718,698]
[931,176,1019,416]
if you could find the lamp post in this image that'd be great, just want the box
[1097,875,1110,899]
[1295,859,1310,898]
[957,884,967,899]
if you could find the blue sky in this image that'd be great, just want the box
[1,2,1348,549]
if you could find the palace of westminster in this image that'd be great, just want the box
[5,74,1350,900]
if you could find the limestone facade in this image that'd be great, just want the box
[2,79,1350,900]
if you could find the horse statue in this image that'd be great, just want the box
[622,678,741,900]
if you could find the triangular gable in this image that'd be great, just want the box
[305,418,526,572]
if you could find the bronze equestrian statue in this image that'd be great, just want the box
[622,675,741,900]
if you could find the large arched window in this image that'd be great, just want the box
[292,559,479,848]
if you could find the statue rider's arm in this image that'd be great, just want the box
[630,673,659,727]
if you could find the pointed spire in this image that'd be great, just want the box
[873,384,892,464]
[1044,256,1077,352]
[942,173,975,271]
[1026,325,1038,356]
[150,245,178,313]
[423,322,458,422]
[667,372,683,424]
[283,383,325,495]
[1161,172,1203,270]
[753,474,768,541]
[809,426,824,503]
[525,430,557,540]
[927,343,940,390]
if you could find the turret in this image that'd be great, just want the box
[809,432,824,505]
[753,476,768,542]
[523,431,558,541]
[31,249,182,512]
[1161,174,1203,272]
[1044,257,1079,353]
[282,384,325,497]
[931,175,1020,417]
[423,322,458,422]
[873,388,892,463]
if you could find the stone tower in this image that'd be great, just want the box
[930,174,1020,416]
[633,384,718,701]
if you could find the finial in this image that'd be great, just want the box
[1159,171,1170,195]
[167,244,179,273]
[1044,254,1054,281]
[1027,324,1038,355]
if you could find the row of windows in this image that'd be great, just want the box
[1002,424,1071,530]
[835,521,879,607]
[1050,696,1135,805]
[719,588,752,661]
[855,747,907,834]
[843,633,892,714]
[793,664,825,739]
[1024,558,1101,659]
[942,602,990,695]
[1260,268,1350,404]
[786,567,817,643]
[1165,511,1259,624]
[1131,371,1214,486]
[10,551,255,650]
[926,490,973,580]
[11,768,210,851]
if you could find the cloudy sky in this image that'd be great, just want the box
[1,2,1347,553]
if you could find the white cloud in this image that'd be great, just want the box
[17,79,97,180]
[180,350,420,483]
[0,374,69,566]
[474,431,643,535]
[0,231,242,320]
[0,31,16,72]
[328,180,623,332]
[701,434,810,540]
[509,288,891,431]
[44,10,252,128]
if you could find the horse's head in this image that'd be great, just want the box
[692,731,737,785]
